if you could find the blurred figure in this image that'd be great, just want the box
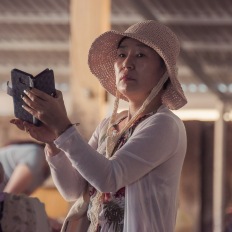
[0,140,62,231]
[0,162,51,232]
[0,140,49,195]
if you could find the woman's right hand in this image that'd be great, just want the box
[21,88,72,138]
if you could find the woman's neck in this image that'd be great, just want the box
[116,97,162,133]
[127,96,163,120]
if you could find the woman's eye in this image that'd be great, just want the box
[118,53,125,58]
[137,53,144,57]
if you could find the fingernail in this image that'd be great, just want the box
[21,94,24,98]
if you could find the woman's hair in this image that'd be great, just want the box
[163,78,170,90]
[117,36,127,48]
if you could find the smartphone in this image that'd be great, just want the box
[10,68,56,126]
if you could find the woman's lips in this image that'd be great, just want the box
[120,75,134,82]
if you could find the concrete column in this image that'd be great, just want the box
[213,102,227,232]
[70,0,110,139]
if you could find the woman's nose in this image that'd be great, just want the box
[122,55,134,69]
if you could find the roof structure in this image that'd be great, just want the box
[0,0,70,92]
[0,0,231,113]
[111,0,232,108]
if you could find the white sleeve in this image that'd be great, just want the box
[54,113,182,193]
[45,118,108,201]
[46,150,88,202]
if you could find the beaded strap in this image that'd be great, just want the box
[106,71,169,158]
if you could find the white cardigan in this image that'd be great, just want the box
[46,106,187,232]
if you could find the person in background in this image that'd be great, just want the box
[0,140,49,195]
[0,161,51,232]
[11,20,188,232]
[0,140,62,232]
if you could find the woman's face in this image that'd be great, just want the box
[114,37,165,102]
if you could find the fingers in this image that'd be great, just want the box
[54,90,63,98]
[20,88,66,128]
[25,88,49,100]
[23,121,34,134]
[22,89,49,116]
[22,121,42,138]
[21,94,40,120]
[10,118,56,143]
[22,89,44,110]
[10,119,24,130]
[22,104,37,118]
[10,119,33,135]
[22,88,61,108]
[10,119,32,131]
[23,88,46,102]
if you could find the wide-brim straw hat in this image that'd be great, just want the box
[88,20,187,110]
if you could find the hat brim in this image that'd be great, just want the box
[88,30,187,110]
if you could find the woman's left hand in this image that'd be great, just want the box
[21,88,71,137]
[10,118,57,143]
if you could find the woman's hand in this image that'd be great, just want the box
[10,119,57,143]
[21,88,71,137]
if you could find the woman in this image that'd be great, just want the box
[11,20,187,232]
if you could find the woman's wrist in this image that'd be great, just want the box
[53,121,80,139]
[53,119,73,139]
[45,143,60,156]
[54,123,72,138]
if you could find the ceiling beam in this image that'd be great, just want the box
[159,16,232,26]
[0,41,69,51]
[0,14,69,24]
[111,15,143,25]
[111,15,232,26]
[111,0,232,27]
[0,65,69,78]
[182,42,232,52]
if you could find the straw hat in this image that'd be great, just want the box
[88,20,187,110]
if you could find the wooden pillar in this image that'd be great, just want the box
[70,0,110,139]
[213,102,227,232]
[201,122,214,232]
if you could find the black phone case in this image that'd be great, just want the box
[11,68,56,126]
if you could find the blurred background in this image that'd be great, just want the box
[0,0,231,231]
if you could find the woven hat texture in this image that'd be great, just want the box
[88,20,187,110]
